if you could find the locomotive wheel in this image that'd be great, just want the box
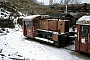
[54,41,62,47]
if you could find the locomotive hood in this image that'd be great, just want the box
[76,15,90,25]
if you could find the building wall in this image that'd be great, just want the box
[57,3,88,13]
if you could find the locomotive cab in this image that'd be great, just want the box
[22,15,40,38]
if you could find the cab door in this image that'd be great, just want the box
[88,26,90,54]
[75,25,81,51]
[80,25,89,52]
[23,21,27,36]
[26,21,33,38]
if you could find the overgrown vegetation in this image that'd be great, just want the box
[7,0,58,15]
[0,0,59,28]
[0,0,89,28]
[0,19,14,28]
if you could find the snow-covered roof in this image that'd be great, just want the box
[22,15,40,21]
[76,15,90,25]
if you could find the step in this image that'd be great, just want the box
[35,37,54,43]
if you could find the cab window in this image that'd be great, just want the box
[81,25,89,36]
[25,21,32,28]
[34,20,38,26]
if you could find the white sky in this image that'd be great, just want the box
[37,0,90,5]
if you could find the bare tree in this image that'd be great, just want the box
[68,0,81,4]
[32,0,38,3]
[59,0,63,5]
[59,0,81,4]
[31,0,44,5]
[39,2,45,5]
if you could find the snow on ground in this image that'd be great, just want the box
[0,28,90,60]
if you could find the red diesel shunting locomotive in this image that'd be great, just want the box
[22,15,75,47]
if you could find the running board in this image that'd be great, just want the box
[35,37,54,43]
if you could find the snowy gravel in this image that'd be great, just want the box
[0,28,90,60]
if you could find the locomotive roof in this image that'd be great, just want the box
[22,15,40,21]
[76,15,90,25]
[22,15,50,21]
